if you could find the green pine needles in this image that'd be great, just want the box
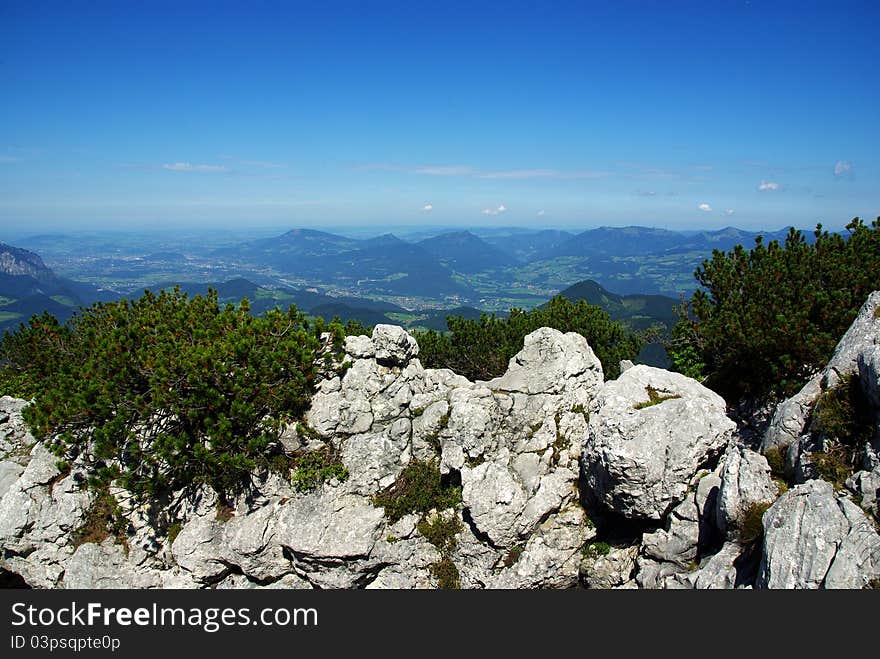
[0,287,345,499]
[670,217,880,399]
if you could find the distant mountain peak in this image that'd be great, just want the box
[0,242,54,280]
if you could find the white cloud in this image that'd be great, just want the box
[163,162,228,172]
[834,160,852,177]
[757,180,779,191]
[537,210,545,217]
[479,169,554,179]
[479,168,609,180]
[422,203,433,212]
[358,163,609,180]
[481,204,508,216]
[238,160,286,169]
[698,203,712,212]
[414,165,474,176]
[724,209,735,216]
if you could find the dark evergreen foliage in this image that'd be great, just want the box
[0,287,343,498]
[669,217,880,399]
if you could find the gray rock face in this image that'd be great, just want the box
[692,542,747,589]
[0,396,36,464]
[371,324,419,365]
[757,479,880,589]
[641,496,701,567]
[826,291,880,384]
[484,328,604,396]
[715,445,779,539]
[859,346,880,469]
[64,542,165,589]
[0,461,24,499]
[847,467,880,516]
[582,365,735,521]
[580,544,638,589]
[487,506,596,589]
[762,378,822,453]
[635,553,695,589]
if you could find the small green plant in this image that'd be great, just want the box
[764,446,785,478]
[417,514,462,554]
[386,534,398,544]
[739,501,772,544]
[813,375,872,444]
[810,375,872,489]
[166,521,183,544]
[633,385,681,410]
[582,541,611,558]
[71,488,129,549]
[422,413,449,453]
[372,460,462,522]
[374,460,465,589]
[464,454,485,468]
[429,557,461,589]
[295,422,322,442]
[812,447,852,490]
[290,447,349,493]
[571,404,589,421]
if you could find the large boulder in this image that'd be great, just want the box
[582,365,735,521]
[715,445,779,539]
[371,324,419,366]
[692,542,752,589]
[483,327,604,396]
[757,479,880,589]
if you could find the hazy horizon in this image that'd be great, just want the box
[2,1,878,232]
[0,221,833,247]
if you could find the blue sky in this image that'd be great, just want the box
[1,0,878,232]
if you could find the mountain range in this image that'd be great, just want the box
[1,223,814,336]
[205,224,816,301]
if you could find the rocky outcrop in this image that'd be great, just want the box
[582,365,734,521]
[0,444,91,588]
[0,325,604,589]
[757,479,880,589]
